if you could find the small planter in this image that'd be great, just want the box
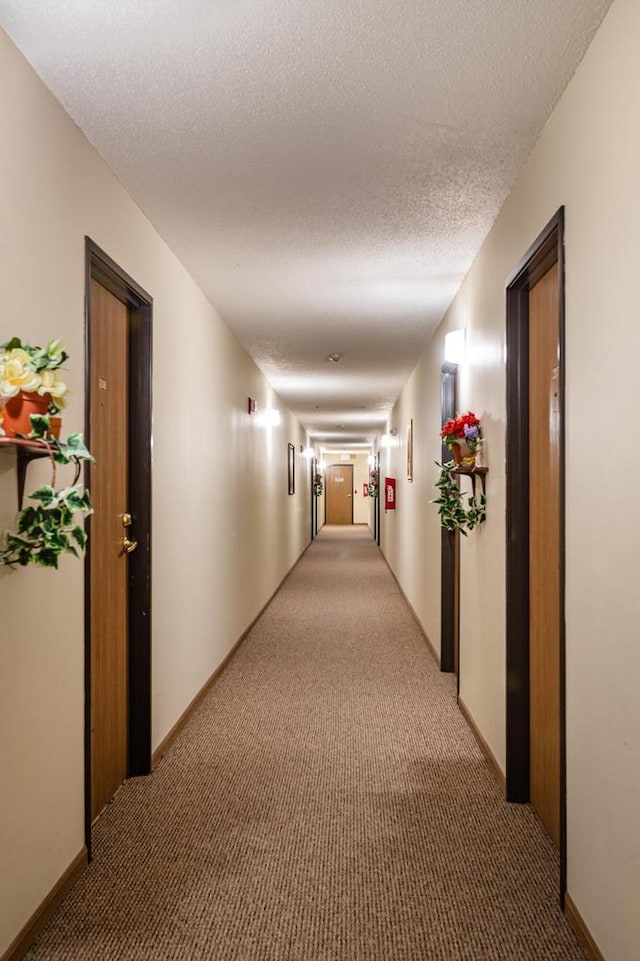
[451,439,476,468]
[1,391,61,439]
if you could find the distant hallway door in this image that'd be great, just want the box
[89,278,129,822]
[326,464,353,524]
[529,261,561,847]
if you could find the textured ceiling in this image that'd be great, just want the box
[0,0,612,448]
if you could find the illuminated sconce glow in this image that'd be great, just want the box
[318,460,327,471]
[256,407,281,428]
[444,329,466,365]
[367,454,376,467]
[380,434,391,448]
[303,446,314,458]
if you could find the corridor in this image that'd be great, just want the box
[25,527,584,961]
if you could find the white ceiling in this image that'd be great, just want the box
[0,0,612,449]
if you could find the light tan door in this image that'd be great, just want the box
[89,279,129,821]
[326,465,353,524]
[529,261,560,847]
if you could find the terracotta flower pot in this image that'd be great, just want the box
[1,390,61,439]
[451,439,476,467]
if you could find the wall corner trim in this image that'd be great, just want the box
[564,893,607,961]
[2,847,88,961]
[152,539,313,768]
[151,638,241,769]
[457,696,506,793]
[378,547,440,666]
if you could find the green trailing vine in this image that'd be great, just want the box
[464,489,487,532]
[431,460,486,535]
[0,415,94,569]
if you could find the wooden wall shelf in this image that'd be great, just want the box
[452,465,488,497]
[0,437,55,509]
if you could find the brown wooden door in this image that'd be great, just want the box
[325,464,353,524]
[529,261,560,847]
[89,279,130,821]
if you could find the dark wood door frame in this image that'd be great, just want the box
[311,456,315,539]
[505,207,566,900]
[84,238,153,856]
[374,451,380,546]
[440,362,458,675]
[311,456,317,539]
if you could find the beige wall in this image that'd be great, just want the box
[381,1,640,958]
[0,29,310,956]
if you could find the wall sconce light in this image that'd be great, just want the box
[248,397,258,414]
[444,329,466,365]
[318,460,327,471]
[303,446,314,459]
[257,407,280,426]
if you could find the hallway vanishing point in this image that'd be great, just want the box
[26,527,585,961]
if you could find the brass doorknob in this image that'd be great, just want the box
[122,536,138,554]
[121,512,138,554]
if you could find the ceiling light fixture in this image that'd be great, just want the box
[327,352,343,363]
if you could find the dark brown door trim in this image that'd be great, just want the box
[84,238,153,855]
[440,362,458,675]
[311,456,318,538]
[505,207,566,901]
[374,451,380,546]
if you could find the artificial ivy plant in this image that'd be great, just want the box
[0,415,94,569]
[431,460,486,535]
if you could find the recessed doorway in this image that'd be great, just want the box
[84,240,153,854]
[505,208,566,899]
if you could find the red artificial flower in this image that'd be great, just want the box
[440,411,481,444]
[440,418,456,438]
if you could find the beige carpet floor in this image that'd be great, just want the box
[25,525,585,960]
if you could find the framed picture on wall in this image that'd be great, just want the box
[406,418,413,481]
[288,443,295,495]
